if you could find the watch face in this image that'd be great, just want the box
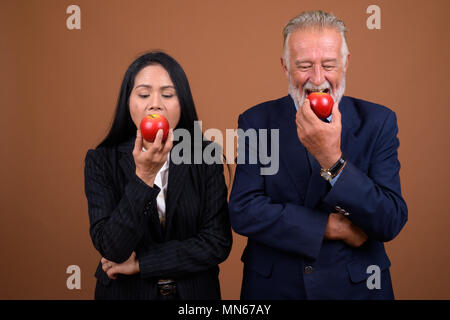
[320,170,332,181]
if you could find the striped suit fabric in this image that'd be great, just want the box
[84,137,232,299]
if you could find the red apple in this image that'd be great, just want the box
[139,114,169,142]
[307,92,334,119]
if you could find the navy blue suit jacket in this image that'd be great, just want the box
[229,95,408,300]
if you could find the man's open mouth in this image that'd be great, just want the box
[305,88,330,96]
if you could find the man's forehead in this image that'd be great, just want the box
[288,27,342,53]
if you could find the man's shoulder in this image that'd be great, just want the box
[340,96,397,130]
[239,95,292,120]
[342,96,394,117]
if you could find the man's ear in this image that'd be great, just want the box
[343,53,350,73]
[281,57,289,79]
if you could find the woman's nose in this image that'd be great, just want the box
[148,104,163,111]
[148,95,163,111]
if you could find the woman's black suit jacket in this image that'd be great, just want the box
[84,137,232,299]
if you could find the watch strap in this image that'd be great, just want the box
[321,154,347,180]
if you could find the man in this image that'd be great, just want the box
[229,10,408,299]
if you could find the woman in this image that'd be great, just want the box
[84,51,232,300]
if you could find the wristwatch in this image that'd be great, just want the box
[320,154,347,182]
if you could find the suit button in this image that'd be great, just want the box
[304,266,314,274]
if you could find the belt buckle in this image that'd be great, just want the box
[158,279,176,296]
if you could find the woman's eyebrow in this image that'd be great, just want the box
[134,84,175,89]
[134,84,151,89]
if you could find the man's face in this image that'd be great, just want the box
[282,27,349,109]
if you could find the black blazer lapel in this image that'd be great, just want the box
[117,138,164,241]
[164,158,189,240]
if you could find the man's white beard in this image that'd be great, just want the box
[288,74,346,110]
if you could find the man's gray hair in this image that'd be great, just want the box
[282,10,349,69]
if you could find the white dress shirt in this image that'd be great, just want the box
[154,159,169,226]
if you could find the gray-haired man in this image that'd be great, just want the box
[229,10,407,299]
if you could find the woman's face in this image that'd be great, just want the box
[129,64,181,130]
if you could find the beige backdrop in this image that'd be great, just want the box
[1,0,449,299]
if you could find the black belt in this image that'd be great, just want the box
[157,279,176,296]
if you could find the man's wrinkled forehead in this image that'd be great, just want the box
[288,28,342,51]
[287,27,343,58]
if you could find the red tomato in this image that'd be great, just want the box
[139,114,169,142]
[307,92,334,119]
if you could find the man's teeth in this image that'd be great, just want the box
[306,88,330,94]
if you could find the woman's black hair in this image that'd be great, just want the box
[97,50,231,185]
[97,51,199,148]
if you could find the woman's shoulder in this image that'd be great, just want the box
[86,138,134,161]
[85,145,111,162]
[84,142,127,171]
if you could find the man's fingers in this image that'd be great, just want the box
[330,102,341,125]
[301,99,321,124]
[296,100,309,127]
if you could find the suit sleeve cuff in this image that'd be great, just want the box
[125,174,161,216]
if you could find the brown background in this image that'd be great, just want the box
[1,0,449,299]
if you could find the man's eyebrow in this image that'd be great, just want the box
[294,59,338,66]
[295,60,313,65]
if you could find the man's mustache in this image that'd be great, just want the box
[302,81,333,99]
[288,75,346,109]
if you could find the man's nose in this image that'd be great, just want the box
[310,65,324,86]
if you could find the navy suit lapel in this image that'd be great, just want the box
[303,151,329,209]
[275,96,359,209]
[273,96,311,202]
[339,97,359,166]
[303,96,359,209]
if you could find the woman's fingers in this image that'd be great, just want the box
[153,129,164,151]
[102,259,118,279]
[102,259,113,272]
[106,266,118,280]
[133,130,143,154]
[143,129,171,157]
[162,129,174,155]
